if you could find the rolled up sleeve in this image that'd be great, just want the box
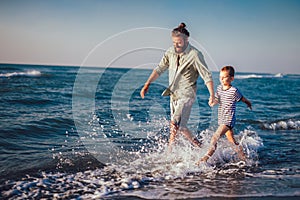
[194,51,212,84]
[155,51,170,76]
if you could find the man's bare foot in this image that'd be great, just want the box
[192,138,202,148]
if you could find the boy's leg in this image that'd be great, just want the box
[225,130,245,160]
[225,129,238,145]
[198,125,229,163]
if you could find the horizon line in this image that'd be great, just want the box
[0,62,297,75]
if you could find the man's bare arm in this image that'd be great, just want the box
[140,70,160,99]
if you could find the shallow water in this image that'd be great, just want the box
[0,64,299,199]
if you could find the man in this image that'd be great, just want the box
[140,23,215,150]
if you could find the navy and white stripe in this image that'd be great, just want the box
[216,85,243,128]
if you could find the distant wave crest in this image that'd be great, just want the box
[235,73,283,79]
[262,119,300,130]
[0,70,41,77]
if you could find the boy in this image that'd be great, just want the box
[197,66,252,164]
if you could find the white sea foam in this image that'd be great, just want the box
[113,127,263,178]
[263,119,300,130]
[235,73,283,79]
[0,70,41,77]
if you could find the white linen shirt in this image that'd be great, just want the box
[155,44,212,100]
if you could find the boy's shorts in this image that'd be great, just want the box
[170,97,195,128]
[218,118,235,130]
[226,125,233,130]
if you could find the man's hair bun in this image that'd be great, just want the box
[172,22,190,37]
[178,23,186,29]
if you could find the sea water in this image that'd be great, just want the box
[0,64,299,199]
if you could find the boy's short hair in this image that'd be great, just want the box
[221,66,235,77]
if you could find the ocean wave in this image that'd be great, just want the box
[2,163,299,200]
[0,70,41,78]
[262,119,300,130]
[235,73,283,79]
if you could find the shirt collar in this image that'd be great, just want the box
[182,43,191,55]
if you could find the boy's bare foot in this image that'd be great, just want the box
[237,151,246,161]
[196,155,209,166]
[236,146,245,161]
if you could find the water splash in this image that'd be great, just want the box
[1,126,264,199]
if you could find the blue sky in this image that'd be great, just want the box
[0,0,299,74]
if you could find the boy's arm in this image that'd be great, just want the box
[241,97,252,110]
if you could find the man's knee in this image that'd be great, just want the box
[170,121,179,133]
[170,121,178,128]
[178,126,188,132]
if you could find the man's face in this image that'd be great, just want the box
[172,36,188,54]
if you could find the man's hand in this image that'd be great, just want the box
[205,81,216,107]
[208,96,218,107]
[140,83,150,99]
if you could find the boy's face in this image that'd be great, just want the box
[219,70,234,87]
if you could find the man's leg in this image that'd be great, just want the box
[169,97,201,150]
[180,127,201,147]
[168,120,179,151]
[173,97,200,147]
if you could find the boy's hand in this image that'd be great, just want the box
[242,97,252,110]
[208,96,218,107]
[247,101,252,110]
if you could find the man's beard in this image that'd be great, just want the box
[175,43,188,54]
